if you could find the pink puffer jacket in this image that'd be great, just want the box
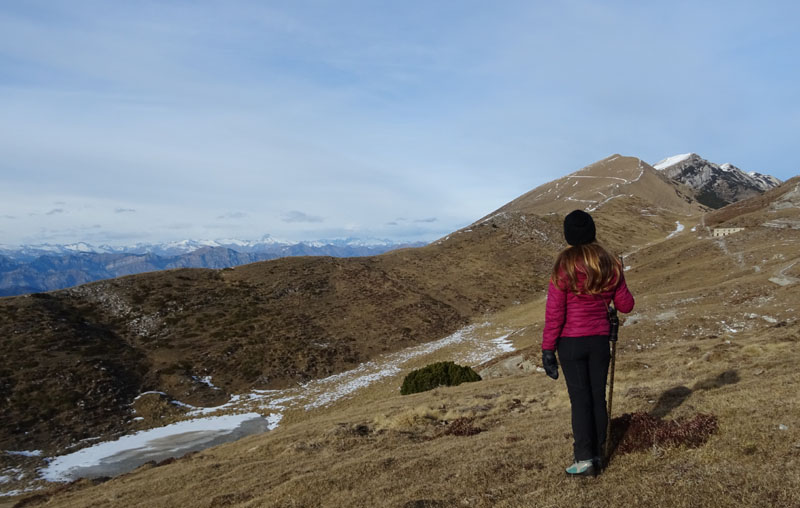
[541,269,635,351]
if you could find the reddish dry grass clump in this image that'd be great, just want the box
[611,412,718,455]
[442,417,483,437]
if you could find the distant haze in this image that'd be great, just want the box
[1,1,798,246]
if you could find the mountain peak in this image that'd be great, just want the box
[652,153,781,208]
[481,154,702,220]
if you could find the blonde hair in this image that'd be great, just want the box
[551,242,621,294]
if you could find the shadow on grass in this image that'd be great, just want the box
[606,369,737,462]
[650,369,739,419]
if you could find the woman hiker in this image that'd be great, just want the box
[541,210,635,477]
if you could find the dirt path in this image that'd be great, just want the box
[769,260,800,286]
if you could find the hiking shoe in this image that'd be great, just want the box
[565,459,595,477]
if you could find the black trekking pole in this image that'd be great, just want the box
[604,303,619,467]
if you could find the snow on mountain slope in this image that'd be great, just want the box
[747,171,782,191]
[653,153,693,170]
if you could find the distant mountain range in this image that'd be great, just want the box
[0,237,425,296]
[652,153,781,208]
[0,236,407,261]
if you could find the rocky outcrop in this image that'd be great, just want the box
[653,153,781,208]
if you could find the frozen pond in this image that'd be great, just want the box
[41,413,272,482]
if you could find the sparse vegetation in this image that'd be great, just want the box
[610,412,719,455]
[400,362,481,395]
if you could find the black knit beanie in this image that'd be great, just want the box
[563,210,596,246]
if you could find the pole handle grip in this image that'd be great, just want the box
[607,305,619,342]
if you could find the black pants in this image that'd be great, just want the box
[557,336,610,461]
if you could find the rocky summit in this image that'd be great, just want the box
[653,153,781,209]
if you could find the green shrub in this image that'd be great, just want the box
[400,361,481,395]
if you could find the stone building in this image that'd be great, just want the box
[712,227,745,237]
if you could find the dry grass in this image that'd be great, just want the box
[16,291,799,508]
[491,154,704,218]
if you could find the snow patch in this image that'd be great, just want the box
[170,400,196,410]
[586,194,629,212]
[720,321,740,334]
[490,333,515,354]
[654,310,678,322]
[132,391,167,402]
[302,325,482,410]
[567,175,629,183]
[193,376,220,390]
[5,450,42,457]
[746,313,778,324]
[0,486,43,498]
[653,153,693,170]
[187,394,244,416]
[667,221,685,239]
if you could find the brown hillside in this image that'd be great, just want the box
[704,176,800,228]
[485,154,704,218]
[0,212,565,454]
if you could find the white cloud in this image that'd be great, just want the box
[0,1,797,246]
[281,211,324,224]
[216,212,247,220]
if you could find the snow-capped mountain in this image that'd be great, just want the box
[0,237,426,296]
[652,153,781,208]
[302,237,397,248]
[0,236,406,261]
[108,236,294,256]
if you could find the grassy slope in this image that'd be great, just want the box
[704,176,800,227]
[488,154,704,218]
[13,198,800,507]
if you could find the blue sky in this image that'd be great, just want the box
[1,1,798,246]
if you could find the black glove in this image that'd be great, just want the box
[542,350,559,380]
